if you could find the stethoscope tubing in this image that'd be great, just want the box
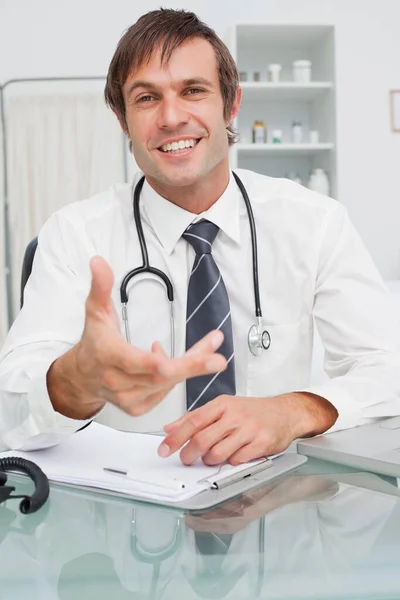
[120,171,270,356]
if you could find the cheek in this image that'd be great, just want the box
[127,116,150,146]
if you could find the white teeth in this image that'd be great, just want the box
[160,138,197,152]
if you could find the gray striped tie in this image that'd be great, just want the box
[183,220,236,411]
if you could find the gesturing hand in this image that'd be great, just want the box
[48,256,228,420]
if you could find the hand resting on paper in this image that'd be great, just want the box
[158,393,338,465]
[47,256,228,420]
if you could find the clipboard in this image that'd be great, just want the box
[0,424,307,511]
[6,453,307,511]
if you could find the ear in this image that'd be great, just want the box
[228,87,242,123]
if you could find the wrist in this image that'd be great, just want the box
[287,392,338,438]
[47,345,105,420]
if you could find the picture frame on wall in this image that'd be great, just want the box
[390,90,400,132]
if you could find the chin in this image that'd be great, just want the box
[157,168,205,188]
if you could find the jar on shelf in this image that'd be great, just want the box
[272,129,283,143]
[308,168,330,196]
[292,60,312,83]
[252,120,267,143]
[267,64,282,83]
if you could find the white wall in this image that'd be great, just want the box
[1,0,400,278]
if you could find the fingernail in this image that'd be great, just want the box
[211,331,224,350]
[205,356,225,372]
[158,443,171,458]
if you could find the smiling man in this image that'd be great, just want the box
[1,9,400,462]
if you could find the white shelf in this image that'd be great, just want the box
[240,82,333,101]
[229,22,337,196]
[237,143,334,158]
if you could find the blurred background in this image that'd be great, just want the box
[1,0,400,345]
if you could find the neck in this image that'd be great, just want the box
[146,161,230,214]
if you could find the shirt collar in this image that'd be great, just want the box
[140,172,241,255]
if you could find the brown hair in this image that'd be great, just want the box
[104,8,239,145]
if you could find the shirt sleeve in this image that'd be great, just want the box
[301,202,400,432]
[0,212,94,450]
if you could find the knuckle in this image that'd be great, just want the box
[187,413,203,430]
[207,447,226,464]
[103,368,116,390]
[192,431,211,454]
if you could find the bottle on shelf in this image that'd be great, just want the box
[308,168,330,196]
[252,120,267,144]
[267,63,282,82]
[291,121,303,144]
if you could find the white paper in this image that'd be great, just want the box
[0,423,267,502]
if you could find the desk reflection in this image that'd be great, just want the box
[0,473,399,599]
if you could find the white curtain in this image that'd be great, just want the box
[5,90,126,321]
[0,116,8,346]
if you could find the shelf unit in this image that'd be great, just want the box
[228,24,337,198]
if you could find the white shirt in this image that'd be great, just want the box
[1,169,400,450]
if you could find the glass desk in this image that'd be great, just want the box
[1,458,400,599]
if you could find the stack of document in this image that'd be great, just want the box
[0,423,269,503]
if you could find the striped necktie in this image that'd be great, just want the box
[183,220,236,411]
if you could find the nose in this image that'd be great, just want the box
[157,95,189,131]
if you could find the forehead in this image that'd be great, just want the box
[125,37,219,87]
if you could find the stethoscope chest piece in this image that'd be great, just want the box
[248,320,271,356]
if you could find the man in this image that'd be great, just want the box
[0,9,399,463]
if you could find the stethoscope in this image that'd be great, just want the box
[130,509,265,597]
[120,171,271,357]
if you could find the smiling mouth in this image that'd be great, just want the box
[157,138,201,155]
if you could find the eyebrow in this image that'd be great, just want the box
[126,77,214,99]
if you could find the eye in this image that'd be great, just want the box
[137,95,155,103]
[185,88,204,95]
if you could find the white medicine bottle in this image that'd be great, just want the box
[308,168,330,196]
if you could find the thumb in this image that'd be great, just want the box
[87,256,115,316]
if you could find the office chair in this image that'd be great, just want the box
[20,237,38,308]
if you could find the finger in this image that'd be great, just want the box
[102,365,167,392]
[186,330,224,355]
[157,350,227,381]
[152,341,168,357]
[163,394,226,432]
[156,330,226,379]
[87,256,114,315]
[139,384,175,414]
[110,383,172,416]
[108,339,168,376]
[201,429,253,466]
[228,441,268,466]
[158,401,225,458]
[179,419,234,465]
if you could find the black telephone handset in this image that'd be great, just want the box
[0,457,49,513]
